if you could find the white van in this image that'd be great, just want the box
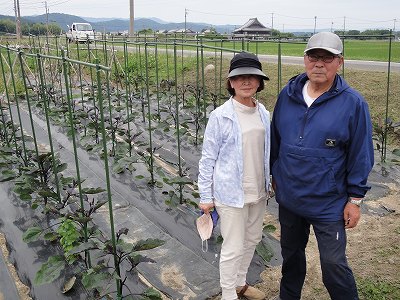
[66,22,95,43]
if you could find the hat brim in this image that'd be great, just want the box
[304,46,342,55]
[228,67,269,80]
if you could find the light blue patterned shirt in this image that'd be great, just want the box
[198,98,271,208]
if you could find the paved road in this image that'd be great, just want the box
[257,54,400,73]
[112,46,400,73]
[186,49,400,73]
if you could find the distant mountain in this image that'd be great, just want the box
[0,13,237,34]
[82,15,237,34]
[0,15,14,21]
[83,17,123,23]
[92,18,236,34]
[24,14,87,29]
[147,17,169,24]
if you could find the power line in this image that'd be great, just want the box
[0,8,14,15]
[187,8,256,18]
[19,0,70,9]
[48,0,71,8]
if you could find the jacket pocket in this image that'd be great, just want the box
[280,151,338,199]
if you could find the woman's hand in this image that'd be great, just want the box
[199,202,215,214]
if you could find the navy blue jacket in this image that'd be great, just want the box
[271,73,374,221]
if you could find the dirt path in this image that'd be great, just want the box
[258,187,400,300]
[0,233,31,300]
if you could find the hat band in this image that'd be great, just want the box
[229,57,262,72]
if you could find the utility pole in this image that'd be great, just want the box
[129,0,134,38]
[343,16,346,35]
[14,0,22,40]
[44,1,50,48]
[45,1,49,34]
[271,12,274,31]
[184,8,188,33]
[313,16,317,34]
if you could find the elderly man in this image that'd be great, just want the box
[270,32,374,300]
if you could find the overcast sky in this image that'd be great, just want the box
[3,0,399,31]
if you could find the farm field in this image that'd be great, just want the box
[0,39,399,299]
[193,38,400,62]
[1,34,399,61]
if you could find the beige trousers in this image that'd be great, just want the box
[215,199,266,300]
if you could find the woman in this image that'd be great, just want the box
[198,52,270,300]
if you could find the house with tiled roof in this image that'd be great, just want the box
[232,18,271,38]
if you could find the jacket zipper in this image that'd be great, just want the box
[299,108,309,140]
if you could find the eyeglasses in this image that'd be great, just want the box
[306,54,339,63]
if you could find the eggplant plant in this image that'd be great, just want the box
[111,140,143,174]
[0,146,20,182]
[0,113,17,147]
[68,227,164,299]
[183,85,203,146]
[373,117,400,164]
[13,149,66,212]
[164,173,197,208]
[22,185,109,284]
[22,186,107,248]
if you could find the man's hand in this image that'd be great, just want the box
[343,202,361,229]
[199,202,215,214]
[272,178,277,192]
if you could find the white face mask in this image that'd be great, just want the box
[196,213,213,252]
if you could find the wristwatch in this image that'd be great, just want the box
[348,197,363,207]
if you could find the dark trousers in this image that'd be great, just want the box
[279,205,359,300]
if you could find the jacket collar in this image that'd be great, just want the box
[220,97,238,119]
[287,73,349,105]
[220,96,261,117]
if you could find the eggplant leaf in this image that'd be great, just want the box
[34,255,65,285]
[23,226,43,243]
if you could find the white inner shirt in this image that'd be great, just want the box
[232,98,267,204]
[302,80,316,107]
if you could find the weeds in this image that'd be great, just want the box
[358,277,400,300]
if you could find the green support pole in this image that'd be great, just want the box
[200,43,207,128]
[61,49,91,268]
[36,53,61,202]
[123,40,132,157]
[7,48,28,163]
[173,44,183,203]
[144,44,154,184]
[195,39,200,145]
[138,44,146,123]
[0,48,18,149]
[95,63,121,299]
[76,40,86,130]
[277,40,282,97]
[154,41,160,117]
[383,30,393,163]
[219,40,223,106]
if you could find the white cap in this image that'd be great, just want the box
[304,32,343,55]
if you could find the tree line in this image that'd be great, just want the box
[334,29,397,39]
[0,19,62,36]
[0,17,396,39]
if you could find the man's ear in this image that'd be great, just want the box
[337,56,344,70]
